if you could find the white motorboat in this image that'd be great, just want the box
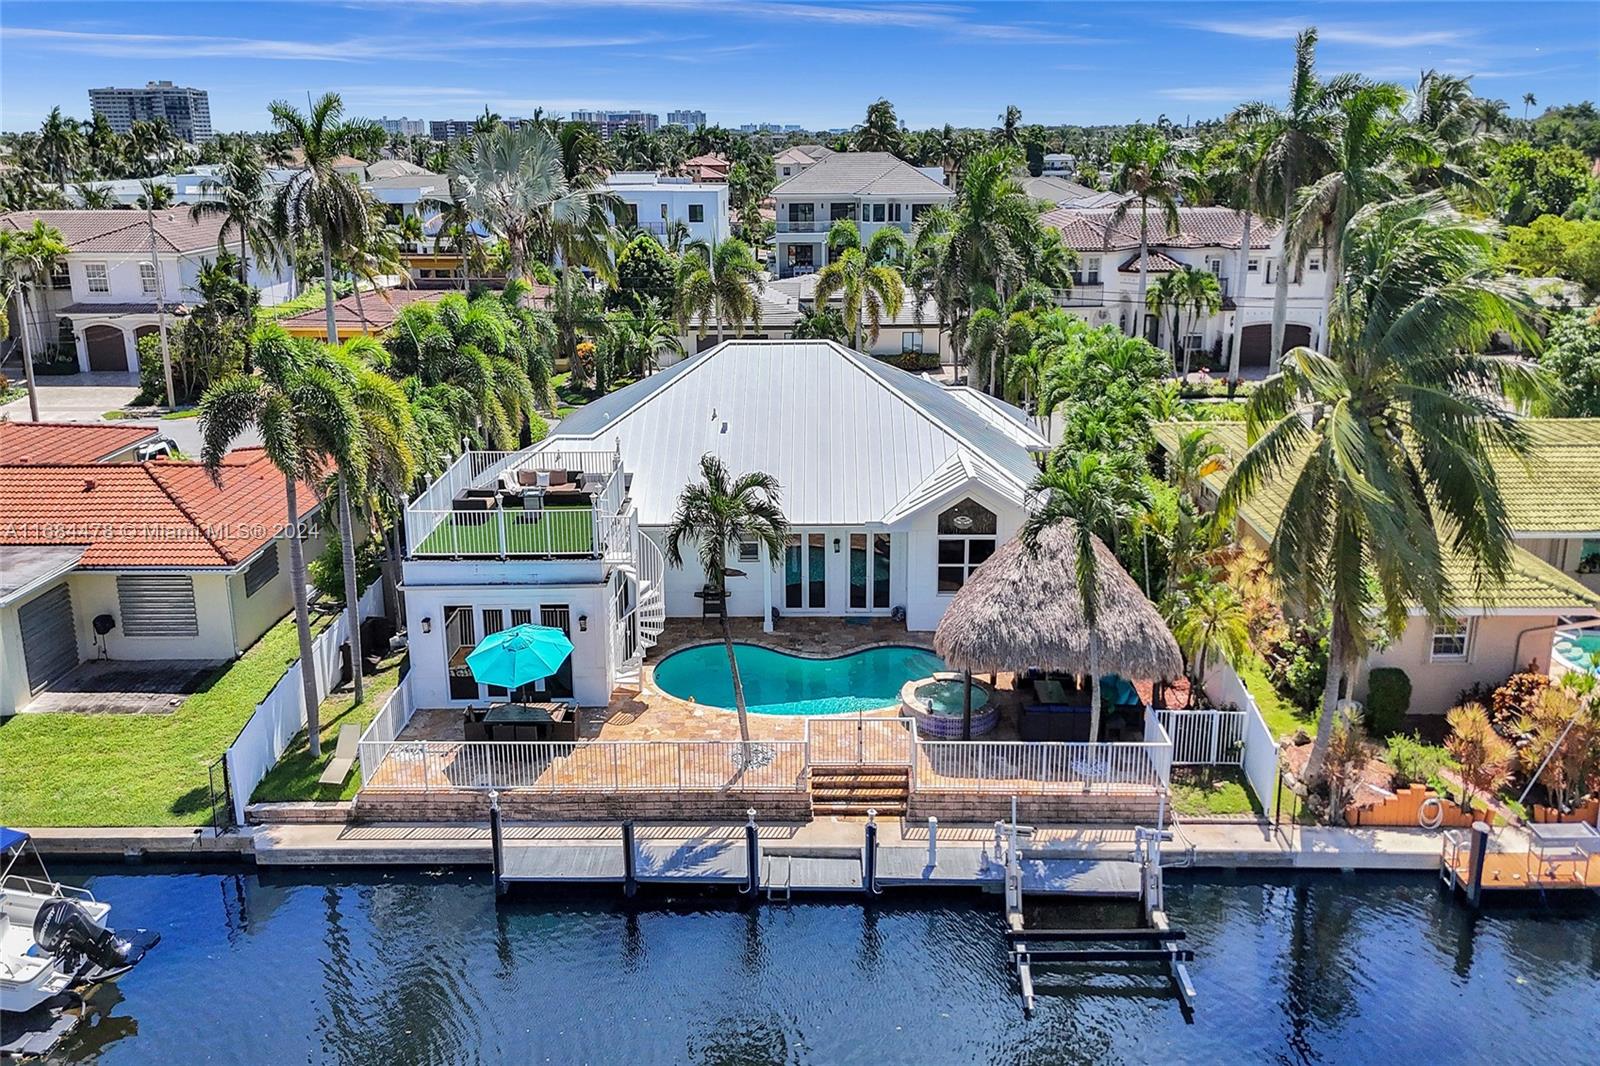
[0,828,156,1017]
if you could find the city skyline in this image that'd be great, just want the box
[1,1,1595,134]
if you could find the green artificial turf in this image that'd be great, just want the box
[414,505,595,556]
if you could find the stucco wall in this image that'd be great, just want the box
[67,569,238,662]
[0,598,31,717]
[903,484,1026,632]
[1356,614,1562,715]
[225,533,331,655]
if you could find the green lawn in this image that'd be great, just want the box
[1238,655,1318,740]
[415,505,594,556]
[0,613,329,827]
[1170,767,1264,818]
[251,653,408,804]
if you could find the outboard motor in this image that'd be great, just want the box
[33,898,156,975]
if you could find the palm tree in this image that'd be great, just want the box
[37,107,82,185]
[136,179,178,409]
[1206,133,1268,386]
[270,92,382,699]
[542,267,606,388]
[1230,28,1358,369]
[191,140,280,287]
[855,99,904,156]
[1218,196,1544,783]
[1023,450,1149,742]
[1107,128,1188,339]
[1522,93,1536,121]
[1144,271,1185,369]
[676,238,763,343]
[0,221,68,421]
[1176,267,1222,377]
[996,105,1023,147]
[815,220,906,350]
[664,455,790,750]
[1167,577,1251,689]
[199,324,364,757]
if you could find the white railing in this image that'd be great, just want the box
[1155,709,1247,767]
[404,450,520,549]
[1203,660,1283,816]
[358,738,809,793]
[806,716,915,766]
[776,219,829,233]
[406,506,604,559]
[913,737,1171,793]
[225,581,384,823]
[356,676,416,787]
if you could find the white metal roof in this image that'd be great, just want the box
[539,340,1038,527]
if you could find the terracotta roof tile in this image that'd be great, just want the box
[1118,250,1185,273]
[0,210,234,255]
[281,285,552,335]
[0,450,319,569]
[1042,205,1280,253]
[0,421,159,464]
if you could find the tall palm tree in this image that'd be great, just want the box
[270,92,382,698]
[1023,450,1149,742]
[1107,128,1189,339]
[1206,133,1268,386]
[136,179,177,409]
[855,99,905,157]
[676,238,763,343]
[1218,196,1543,782]
[815,220,906,350]
[191,140,280,287]
[1230,28,1358,369]
[199,324,364,757]
[1144,270,1186,369]
[996,105,1023,147]
[664,455,789,750]
[37,107,82,185]
[1176,267,1223,378]
[1522,92,1536,121]
[0,221,68,421]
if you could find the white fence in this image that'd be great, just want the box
[356,676,416,788]
[224,581,384,824]
[914,732,1172,794]
[805,716,915,766]
[358,738,809,793]
[1202,660,1282,815]
[1155,709,1248,767]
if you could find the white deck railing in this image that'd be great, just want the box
[358,738,809,794]
[356,677,416,788]
[1155,709,1248,767]
[913,738,1171,793]
[805,716,915,766]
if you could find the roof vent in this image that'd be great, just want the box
[82,478,96,492]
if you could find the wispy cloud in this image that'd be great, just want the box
[1184,17,1471,49]
[1157,82,1283,103]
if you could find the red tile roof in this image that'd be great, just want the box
[0,421,159,464]
[1042,205,1279,252]
[1117,250,1185,273]
[281,284,552,335]
[0,210,235,255]
[0,449,320,569]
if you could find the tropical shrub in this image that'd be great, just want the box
[1489,142,1595,225]
[1500,216,1600,298]
[1445,703,1514,809]
[1364,667,1412,737]
[1262,617,1329,715]
[1490,669,1552,736]
[1322,705,1371,822]
[1515,687,1600,810]
[1535,310,1600,418]
[310,535,383,604]
[607,233,677,315]
[1385,733,1452,791]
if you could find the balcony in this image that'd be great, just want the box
[1053,283,1104,308]
[405,448,632,561]
[776,219,830,234]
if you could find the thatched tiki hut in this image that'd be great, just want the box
[934,521,1183,741]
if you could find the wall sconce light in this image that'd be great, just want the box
[578,614,588,632]
[833,537,841,553]
[420,617,432,634]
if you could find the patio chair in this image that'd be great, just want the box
[318,724,361,786]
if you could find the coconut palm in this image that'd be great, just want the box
[1522,93,1536,122]
[676,238,763,343]
[135,179,179,409]
[0,221,68,421]
[1205,133,1268,386]
[191,140,280,287]
[855,99,904,156]
[664,455,790,750]
[815,220,906,350]
[1167,577,1251,688]
[1217,196,1544,783]
[1230,28,1359,369]
[1023,449,1151,741]
[1107,128,1189,339]
[37,108,82,185]
[1176,267,1223,377]
[199,325,364,757]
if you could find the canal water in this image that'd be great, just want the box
[32,865,1598,1065]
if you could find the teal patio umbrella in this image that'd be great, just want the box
[465,624,574,691]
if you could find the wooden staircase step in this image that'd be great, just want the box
[814,802,907,815]
[811,790,909,802]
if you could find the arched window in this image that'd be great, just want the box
[936,499,997,593]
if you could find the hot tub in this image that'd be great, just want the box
[900,673,998,738]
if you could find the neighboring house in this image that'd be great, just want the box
[399,339,1046,709]
[773,144,834,181]
[681,154,730,183]
[279,283,551,342]
[0,210,296,374]
[770,153,954,279]
[1021,174,1100,206]
[1152,420,1600,716]
[0,421,159,464]
[1041,153,1076,175]
[1042,205,1329,371]
[0,448,325,716]
[603,173,729,247]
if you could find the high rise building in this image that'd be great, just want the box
[430,116,533,142]
[666,110,707,129]
[88,81,213,143]
[376,116,428,138]
[570,110,659,140]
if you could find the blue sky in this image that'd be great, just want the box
[2,1,1596,133]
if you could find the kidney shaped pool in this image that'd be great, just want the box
[651,643,947,715]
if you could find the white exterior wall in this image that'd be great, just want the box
[605,177,729,246]
[1520,535,1600,594]
[66,570,238,662]
[1356,613,1565,716]
[224,532,327,654]
[903,484,1025,632]
[0,596,32,717]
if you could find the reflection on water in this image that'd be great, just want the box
[37,866,1599,1065]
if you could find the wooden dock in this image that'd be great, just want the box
[1440,822,1600,903]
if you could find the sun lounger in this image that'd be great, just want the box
[318,724,361,786]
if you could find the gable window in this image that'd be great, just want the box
[688,203,704,223]
[1072,256,1102,286]
[1430,617,1473,662]
[242,545,280,597]
[85,263,110,293]
[140,262,158,293]
[1246,258,1260,273]
[50,263,71,290]
[936,499,997,593]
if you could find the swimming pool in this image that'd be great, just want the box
[652,643,947,715]
[1553,629,1600,673]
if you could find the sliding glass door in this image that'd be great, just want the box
[848,532,892,612]
[784,531,828,611]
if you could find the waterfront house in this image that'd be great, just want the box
[770,153,953,279]
[0,448,324,716]
[399,339,1047,710]
[0,209,295,374]
[1042,206,1328,371]
[1153,420,1600,714]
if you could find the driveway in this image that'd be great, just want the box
[0,370,261,455]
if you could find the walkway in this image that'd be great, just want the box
[0,370,260,454]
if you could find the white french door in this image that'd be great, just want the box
[783,530,829,612]
[847,531,892,613]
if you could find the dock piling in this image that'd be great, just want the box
[743,809,760,896]
[864,809,880,895]
[488,790,505,899]
[1466,820,1491,909]
[927,817,938,870]
[622,820,638,898]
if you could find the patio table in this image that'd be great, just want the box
[482,703,573,742]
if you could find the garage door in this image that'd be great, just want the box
[1239,323,1314,368]
[84,325,129,371]
[19,583,78,694]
